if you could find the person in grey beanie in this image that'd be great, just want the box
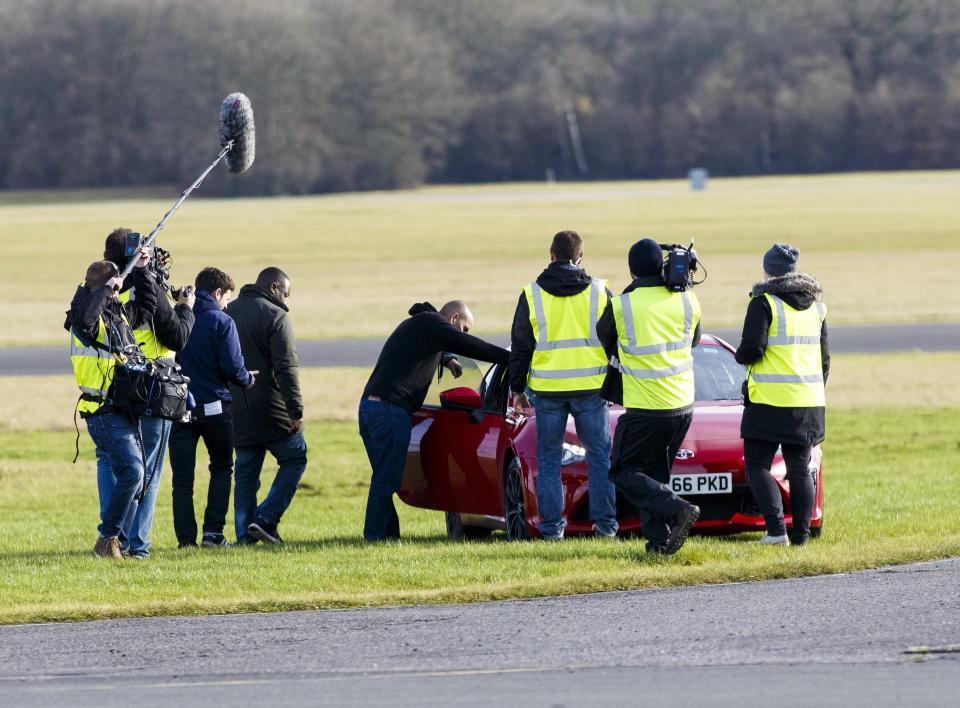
[735,243,830,546]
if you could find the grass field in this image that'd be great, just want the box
[2,171,960,346]
[1,353,958,625]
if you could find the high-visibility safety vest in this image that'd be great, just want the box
[747,293,827,407]
[118,288,171,359]
[523,278,609,393]
[612,287,701,410]
[70,313,130,416]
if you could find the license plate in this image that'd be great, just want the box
[669,472,732,495]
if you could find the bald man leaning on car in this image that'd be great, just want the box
[359,301,509,542]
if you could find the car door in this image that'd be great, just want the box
[398,357,505,515]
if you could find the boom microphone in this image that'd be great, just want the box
[220,92,255,174]
[119,92,257,279]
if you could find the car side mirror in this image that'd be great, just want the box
[439,387,484,424]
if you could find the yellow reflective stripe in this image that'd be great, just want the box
[767,295,822,345]
[531,279,603,351]
[620,360,693,379]
[751,372,823,384]
[620,291,694,355]
[530,365,608,379]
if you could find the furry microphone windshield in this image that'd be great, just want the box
[219,92,255,174]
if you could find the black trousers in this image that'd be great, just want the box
[743,438,815,542]
[609,412,693,547]
[169,404,235,544]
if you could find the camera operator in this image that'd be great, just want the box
[99,228,196,558]
[65,251,157,559]
[596,239,702,555]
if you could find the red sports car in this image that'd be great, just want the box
[399,335,824,540]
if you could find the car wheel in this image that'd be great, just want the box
[503,457,529,541]
[445,511,493,540]
[810,519,823,538]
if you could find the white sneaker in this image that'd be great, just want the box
[759,534,790,546]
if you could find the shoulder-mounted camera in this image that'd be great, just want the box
[659,240,705,292]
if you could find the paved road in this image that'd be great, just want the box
[3,322,959,376]
[1,558,957,706]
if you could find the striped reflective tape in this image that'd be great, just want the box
[751,372,824,384]
[532,279,603,351]
[767,295,823,345]
[620,291,693,356]
[620,359,693,379]
[530,365,608,379]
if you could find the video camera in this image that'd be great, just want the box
[659,240,704,292]
[124,231,175,295]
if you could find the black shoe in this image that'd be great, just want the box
[233,535,259,546]
[201,532,228,548]
[248,520,283,545]
[177,540,198,549]
[665,504,700,555]
[645,542,669,555]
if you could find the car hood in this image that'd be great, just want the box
[564,401,745,472]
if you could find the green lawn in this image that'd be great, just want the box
[2,406,958,625]
[2,171,960,346]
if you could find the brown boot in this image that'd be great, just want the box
[93,535,123,560]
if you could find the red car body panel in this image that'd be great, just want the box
[399,335,824,538]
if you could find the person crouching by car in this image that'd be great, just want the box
[170,267,255,549]
[227,267,307,545]
[596,239,702,556]
[735,244,829,547]
[360,301,509,542]
[66,254,157,559]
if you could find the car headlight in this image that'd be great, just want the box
[561,442,586,466]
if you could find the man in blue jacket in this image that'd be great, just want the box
[170,267,255,548]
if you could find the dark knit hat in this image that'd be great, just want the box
[628,238,663,278]
[763,243,799,277]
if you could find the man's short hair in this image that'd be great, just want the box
[255,266,289,289]
[551,230,583,262]
[85,260,119,290]
[195,267,235,294]
[104,227,133,267]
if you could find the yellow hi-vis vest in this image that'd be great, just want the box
[612,288,701,410]
[119,288,171,359]
[70,314,128,416]
[747,293,826,407]
[523,278,609,393]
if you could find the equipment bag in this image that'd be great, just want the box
[109,359,189,421]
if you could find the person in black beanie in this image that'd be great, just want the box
[735,243,829,546]
[596,239,702,555]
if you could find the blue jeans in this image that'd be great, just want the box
[533,392,617,538]
[87,413,145,539]
[96,416,170,556]
[234,430,308,541]
[358,398,412,541]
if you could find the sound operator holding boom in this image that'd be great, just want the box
[66,249,157,560]
[98,228,195,559]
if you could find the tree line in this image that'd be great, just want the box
[1,0,959,195]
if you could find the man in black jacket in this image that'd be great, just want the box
[735,244,830,546]
[360,301,509,541]
[227,267,306,545]
[100,228,195,558]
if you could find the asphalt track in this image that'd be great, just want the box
[3,322,959,375]
[1,558,957,707]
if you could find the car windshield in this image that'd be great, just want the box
[693,344,745,401]
[422,356,486,407]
